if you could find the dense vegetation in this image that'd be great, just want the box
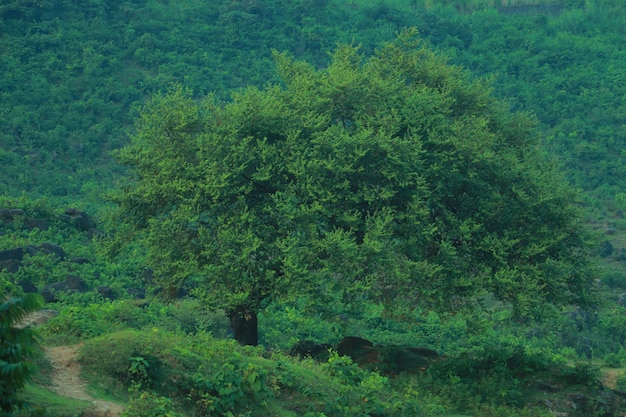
[2,0,626,416]
[0,294,43,416]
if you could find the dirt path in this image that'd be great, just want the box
[19,310,125,416]
[602,367,622,390]
[44,344,126,417]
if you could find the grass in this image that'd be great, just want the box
[19,384,91,417]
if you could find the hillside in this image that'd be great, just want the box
[3,0,626,416]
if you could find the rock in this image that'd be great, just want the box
[336,336,379,367]
[62,208,95,232]
[0,247,25,262]
[0,248,25,272]
[97,286,115,300]
[70,256,91,264]
[0,259,21,273]
[66,275,88,291]
[568,389,619,417]
[128,287,146,299]
[335,336,441,373]
[336,336,374,357]
[25,245,39,256]
[289,340,332,361]
[39,242,66,259]
[42,275,88,302]
[618,294,626,307]
[24,217,49,231]
[0,208,48,230]
[0,208,25,221]
[19,280,38,293]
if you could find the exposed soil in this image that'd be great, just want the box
[44,344,125,416]
[602,367,623,390]
[20,310,126,416]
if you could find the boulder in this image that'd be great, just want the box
[25,245,39,256]
[336,336,374,357]
[97,286,116,300]
[336,336,379,367]
[42,275,88,302]
[19,280,38,293]
[62,208,95,232]
[39,242,66,259]
[0,248,24,272]
[0,259,21,273]
[0,208,48,230]
[70,256,91,264]
[289,340,332,361]
[0,247,24,262]
[336,336,441,374]
[24,217,49,231]
[0,208,25,221]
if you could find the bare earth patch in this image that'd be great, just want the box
[44,344,125,417]
[602,367,623,390]
[19,310,125,416]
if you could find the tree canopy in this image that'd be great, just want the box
[111,29,594,345]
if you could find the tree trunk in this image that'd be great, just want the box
[228,306,258,346]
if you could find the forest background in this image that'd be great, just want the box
[2,0,626,416]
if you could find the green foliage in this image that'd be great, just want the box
[426,339,555,408]
[111,30,593,349]
[4,1,626,415]
[560,363,601,386]
[123,385,182,417]
[40,298,230,345]
[603,352,623,368]
[189,352,270,416]
[0,293,43,415]
[80,329,403,416]
[14,384,91,417]
[616,374,626,391]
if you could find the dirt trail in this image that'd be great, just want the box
[44,344,125,416]
[602,368,622,390]
[19,310,125,416]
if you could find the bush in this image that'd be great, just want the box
[0,294,44,415]
[80,330,273,416]
[123,386,183,417]
[603,352,622,368]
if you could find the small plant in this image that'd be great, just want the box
[189,351,269,416]
[562,363,600,386]
[123,384,181,417]
[129,356,149,380]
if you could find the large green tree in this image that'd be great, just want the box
[111,29,593,345]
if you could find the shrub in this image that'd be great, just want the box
[0,294,44,415]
